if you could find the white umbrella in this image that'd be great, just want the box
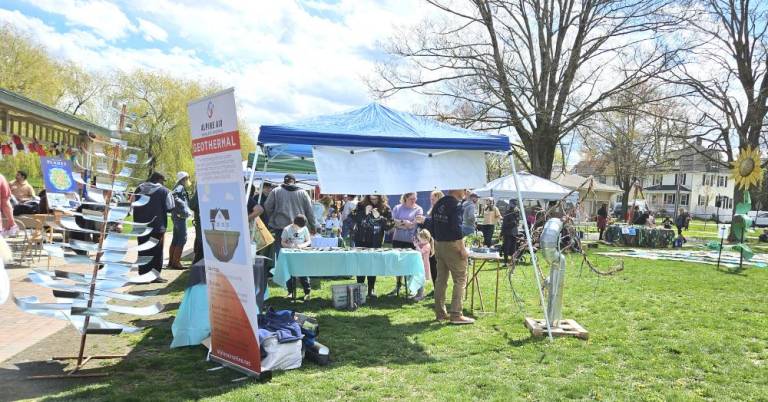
[474,172,573,200]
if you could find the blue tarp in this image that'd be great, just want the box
[259,103,510,151]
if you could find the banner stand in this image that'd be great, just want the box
[188,88,265,378]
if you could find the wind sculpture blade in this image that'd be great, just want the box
[88,149,153,166]
[34,267,159,286]
[74,159,136,179]
[27,271,144,302]
[58,216,153,237]
[73,173,130,192]
[101,234,158,252]
[46,239,158,256]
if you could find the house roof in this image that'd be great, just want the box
[210,209,230,220]
[553,173,623,193]
[644,184,692,192]
[571,158,611,176]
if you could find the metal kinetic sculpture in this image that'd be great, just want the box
[13,109,163,378]
[505,165,622,340]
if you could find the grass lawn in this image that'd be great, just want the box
[28,249,768,401]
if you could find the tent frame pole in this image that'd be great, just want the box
[256,150,270,204]
[507,151,553,341]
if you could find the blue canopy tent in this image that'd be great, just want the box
[256,103,509,195]
[254,103,555,338]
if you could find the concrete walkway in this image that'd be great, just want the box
[0,232,195,363]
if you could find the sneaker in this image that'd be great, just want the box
[435,313,449,322]
[450,315,475,325]
[386,287,401,297]
[303,292,311,302]
[367,290,377,299]
[151,277,168,284]
[411,294,425,302]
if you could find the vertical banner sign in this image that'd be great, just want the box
[188,88,261,375]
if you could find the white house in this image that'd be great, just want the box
[573,143,735,220]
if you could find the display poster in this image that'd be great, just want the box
[40,157,78,209]
[188,88,261,375]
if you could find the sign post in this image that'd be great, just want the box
[188,88,264,377]
[715,224,727,270]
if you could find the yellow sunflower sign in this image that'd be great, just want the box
[731,146,763,191]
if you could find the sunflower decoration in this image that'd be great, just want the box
[731,146,763,190]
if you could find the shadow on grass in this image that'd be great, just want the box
[3,268,443,400]
[0,270,255,401]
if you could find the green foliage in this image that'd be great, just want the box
[0,24,67,106]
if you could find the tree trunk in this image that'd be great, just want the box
[527,129,558,178]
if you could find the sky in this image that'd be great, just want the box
[0,0,437,128]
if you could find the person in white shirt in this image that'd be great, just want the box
[281,214,312,300]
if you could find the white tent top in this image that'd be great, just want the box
[474,172,573,201]
[553,173,623,194]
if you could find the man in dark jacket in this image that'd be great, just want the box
[430,189,474,325]
[501,200,520,265]
[263,174,316,298]
[133,172,174,282]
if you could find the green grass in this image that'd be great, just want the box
[41,250,767,401]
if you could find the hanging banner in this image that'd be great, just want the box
[188,88,261,375]
[40,157,79,209]
[40,157,77,193]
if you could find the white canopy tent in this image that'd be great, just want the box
[474,172,575,201]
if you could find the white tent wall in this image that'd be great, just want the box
[313,146,488,195]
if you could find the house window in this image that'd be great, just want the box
[594,175,604,184]
[675,173,687,186]
[717,196,732,209]
[698,195,706,206]
[664,194,676,204]
[652,175,663,185]
[717,175,728,187]
[680,194,689,206]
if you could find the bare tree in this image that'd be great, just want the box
[372,0,684,178]
[672,0,768,206]
[579,83,685,214]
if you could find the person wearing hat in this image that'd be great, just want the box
[264,174,316,299]
[133,172,175,282]
[168,171,192,269]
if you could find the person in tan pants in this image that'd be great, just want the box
[418,189,474,325]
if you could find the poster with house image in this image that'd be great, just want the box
[199,182,248,266]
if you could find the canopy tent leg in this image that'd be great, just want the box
[507,152,553,341]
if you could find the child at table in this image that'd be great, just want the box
[324,211,341,237]
[411,228,434,301]
[282,215,312,300]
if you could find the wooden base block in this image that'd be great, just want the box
[524,317,589,340]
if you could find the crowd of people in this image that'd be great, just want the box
[594,202,692,242]
[240,175,533,325]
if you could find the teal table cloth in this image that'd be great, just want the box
[171,284,210,348]
[272,248,425,294]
